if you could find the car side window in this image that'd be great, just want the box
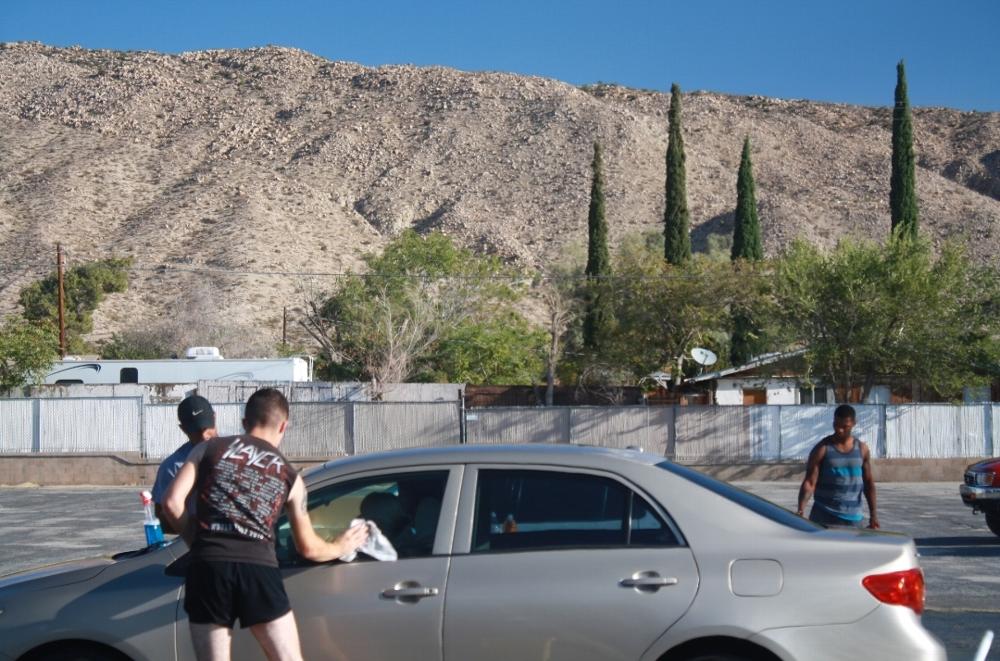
[472,469,678,553]
[275,470,448,565]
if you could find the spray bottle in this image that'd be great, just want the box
[140,490,165,546]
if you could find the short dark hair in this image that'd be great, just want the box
[244,388,290,430]
[834,404,856,421]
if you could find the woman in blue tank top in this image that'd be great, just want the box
[797,404,879,529]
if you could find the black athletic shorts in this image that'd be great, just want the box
[184,560,291,628]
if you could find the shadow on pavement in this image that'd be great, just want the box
[916,536,1000,557]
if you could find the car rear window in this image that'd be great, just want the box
[471,469,681,552]
[656,461,821,532]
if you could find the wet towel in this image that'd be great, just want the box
[339,518,398,562]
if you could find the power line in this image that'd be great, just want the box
[123,263,771,282]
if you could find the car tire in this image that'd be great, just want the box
[26,643,127,661]
[985,512,1000,537]
[684,655,751,661]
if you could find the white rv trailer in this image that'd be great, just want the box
[44,347,312,385]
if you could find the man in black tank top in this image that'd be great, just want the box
[164,388,368,661]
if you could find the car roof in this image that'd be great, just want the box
[308,443,665,477]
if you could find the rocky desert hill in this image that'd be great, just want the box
[0,42,997,351]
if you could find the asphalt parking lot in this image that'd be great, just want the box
[1,481,997,660]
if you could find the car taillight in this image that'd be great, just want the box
[862,568,925,615]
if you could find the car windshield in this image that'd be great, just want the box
[656,460,822,532]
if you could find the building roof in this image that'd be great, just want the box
[684,349,807,384]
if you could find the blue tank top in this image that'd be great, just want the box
[815,437,865,522]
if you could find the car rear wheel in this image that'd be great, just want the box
[684,655,751,661]
[985,511,1000,537]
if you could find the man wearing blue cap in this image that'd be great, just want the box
[152,394,218,534]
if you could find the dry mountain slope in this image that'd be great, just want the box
[0,42,997,348]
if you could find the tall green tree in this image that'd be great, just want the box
[731,137,763,261]
[0,317,57,392]
[582,142,613,351]
[730,136,765,365]
[19,258,130,354]
[890,60,919,240]
[663,83,691,264]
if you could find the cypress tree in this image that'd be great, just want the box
[730,136,764,365]
[730,312,759,367]
[583,142,612,351]
[664,83,691,264]
[890,60,918,239]
[731,136,763,261]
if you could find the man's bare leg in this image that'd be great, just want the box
[250,611,304,661]
[190,622,233,661]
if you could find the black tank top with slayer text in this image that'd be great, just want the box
[190,434,298,567]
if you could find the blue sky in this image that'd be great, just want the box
[2,0,998,111]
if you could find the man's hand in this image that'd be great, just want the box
[287,476,370,562]
[868,516,880,530]
[334,522,369,558]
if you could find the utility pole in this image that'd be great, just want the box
[282,306,288,346]
[56,243,66,358]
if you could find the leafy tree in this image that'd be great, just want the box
[420,313,547,384]
[583,142,613,352]
[19,258,130,353]
[890,60,918,240]
[773,237,998,401]
[730,136,765,364]
[536,241,586,402]
[604,234,753,386]
[0,317,57,392]
[538,279,576,405]
[301,231,536,390]
[664,83,691,265]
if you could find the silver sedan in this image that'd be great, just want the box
[0,444,945,660]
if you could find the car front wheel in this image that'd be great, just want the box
[985,511,1000,537]
[24,642,128,661]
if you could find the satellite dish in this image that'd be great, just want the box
[690,347,718,367]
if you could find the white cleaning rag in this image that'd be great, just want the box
[339,518,398,562]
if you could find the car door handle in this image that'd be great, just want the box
[382,586,440,598]
[381,580,440,602]
[619,571,679,592]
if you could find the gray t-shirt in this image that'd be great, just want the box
[152,440,196,512]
